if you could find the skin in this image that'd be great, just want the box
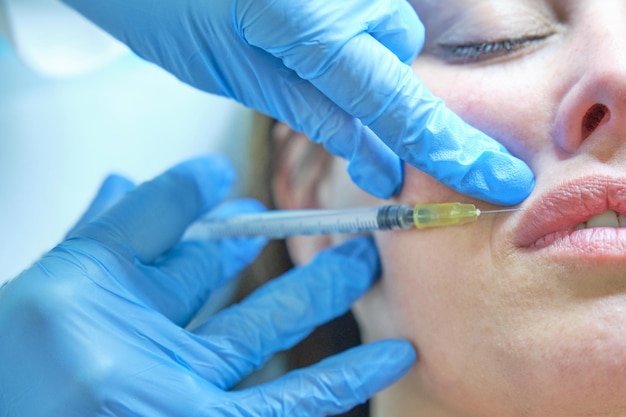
[274,1,626,416]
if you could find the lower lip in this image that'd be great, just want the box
[529,228,626,260]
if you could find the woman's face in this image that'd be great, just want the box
[280,1,626,416]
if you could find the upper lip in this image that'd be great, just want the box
[513,176,626,247]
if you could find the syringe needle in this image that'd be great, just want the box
[479,208,524,214]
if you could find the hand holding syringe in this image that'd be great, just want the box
[187,203,522,240]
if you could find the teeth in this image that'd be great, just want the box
[587,210,620,227]
[574,210,626,229]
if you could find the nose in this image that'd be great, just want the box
[553,10,626,156]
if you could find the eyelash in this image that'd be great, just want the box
[438,34,550,64]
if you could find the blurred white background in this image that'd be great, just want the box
[0,0,253,283]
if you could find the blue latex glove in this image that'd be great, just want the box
[61,0,534,205]
[0,155,415,416]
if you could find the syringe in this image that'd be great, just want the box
[187,202,521,240]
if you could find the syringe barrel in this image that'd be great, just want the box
[188,206,386,239]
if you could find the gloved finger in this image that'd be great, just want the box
[240,0,423,75]
[298,34,534,204]
[234,0,419,198]
[77,155,235,264]
[364,0,424,65]
[241,0,533,204]
[65,174,135,238]
[244,56,404,198]
[186,237,380,389]
[148,199,267,325]
[231,340,416,417]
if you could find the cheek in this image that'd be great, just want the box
[373,223,513,405]
[371,219,626,414]
[372,224,553,413]
[374,226,498,344]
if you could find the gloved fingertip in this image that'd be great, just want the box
[220,236,267,278]
[347,158,403,200]
[332,236,377,262]
[350,339,417,395]
[66,173,136,238]
[391,161,405,196]
[87,174,135,215]
[493,162,535,206]
[372,339,417,370]
[100,173,135,196]
[464,155,535,206]
[298,339,416,410]
[324,237,381,287]
[370,0,424,65]
[168,155,237,211]
[208,199,269,278]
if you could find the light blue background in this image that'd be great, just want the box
[0,38,252,282]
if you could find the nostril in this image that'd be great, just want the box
[581,103,609,141]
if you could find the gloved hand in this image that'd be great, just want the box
[0,155,415,416]
[60,0,534,205]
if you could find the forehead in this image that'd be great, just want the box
[408,0,554,16]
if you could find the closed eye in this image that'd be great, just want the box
[437,34,551,64]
